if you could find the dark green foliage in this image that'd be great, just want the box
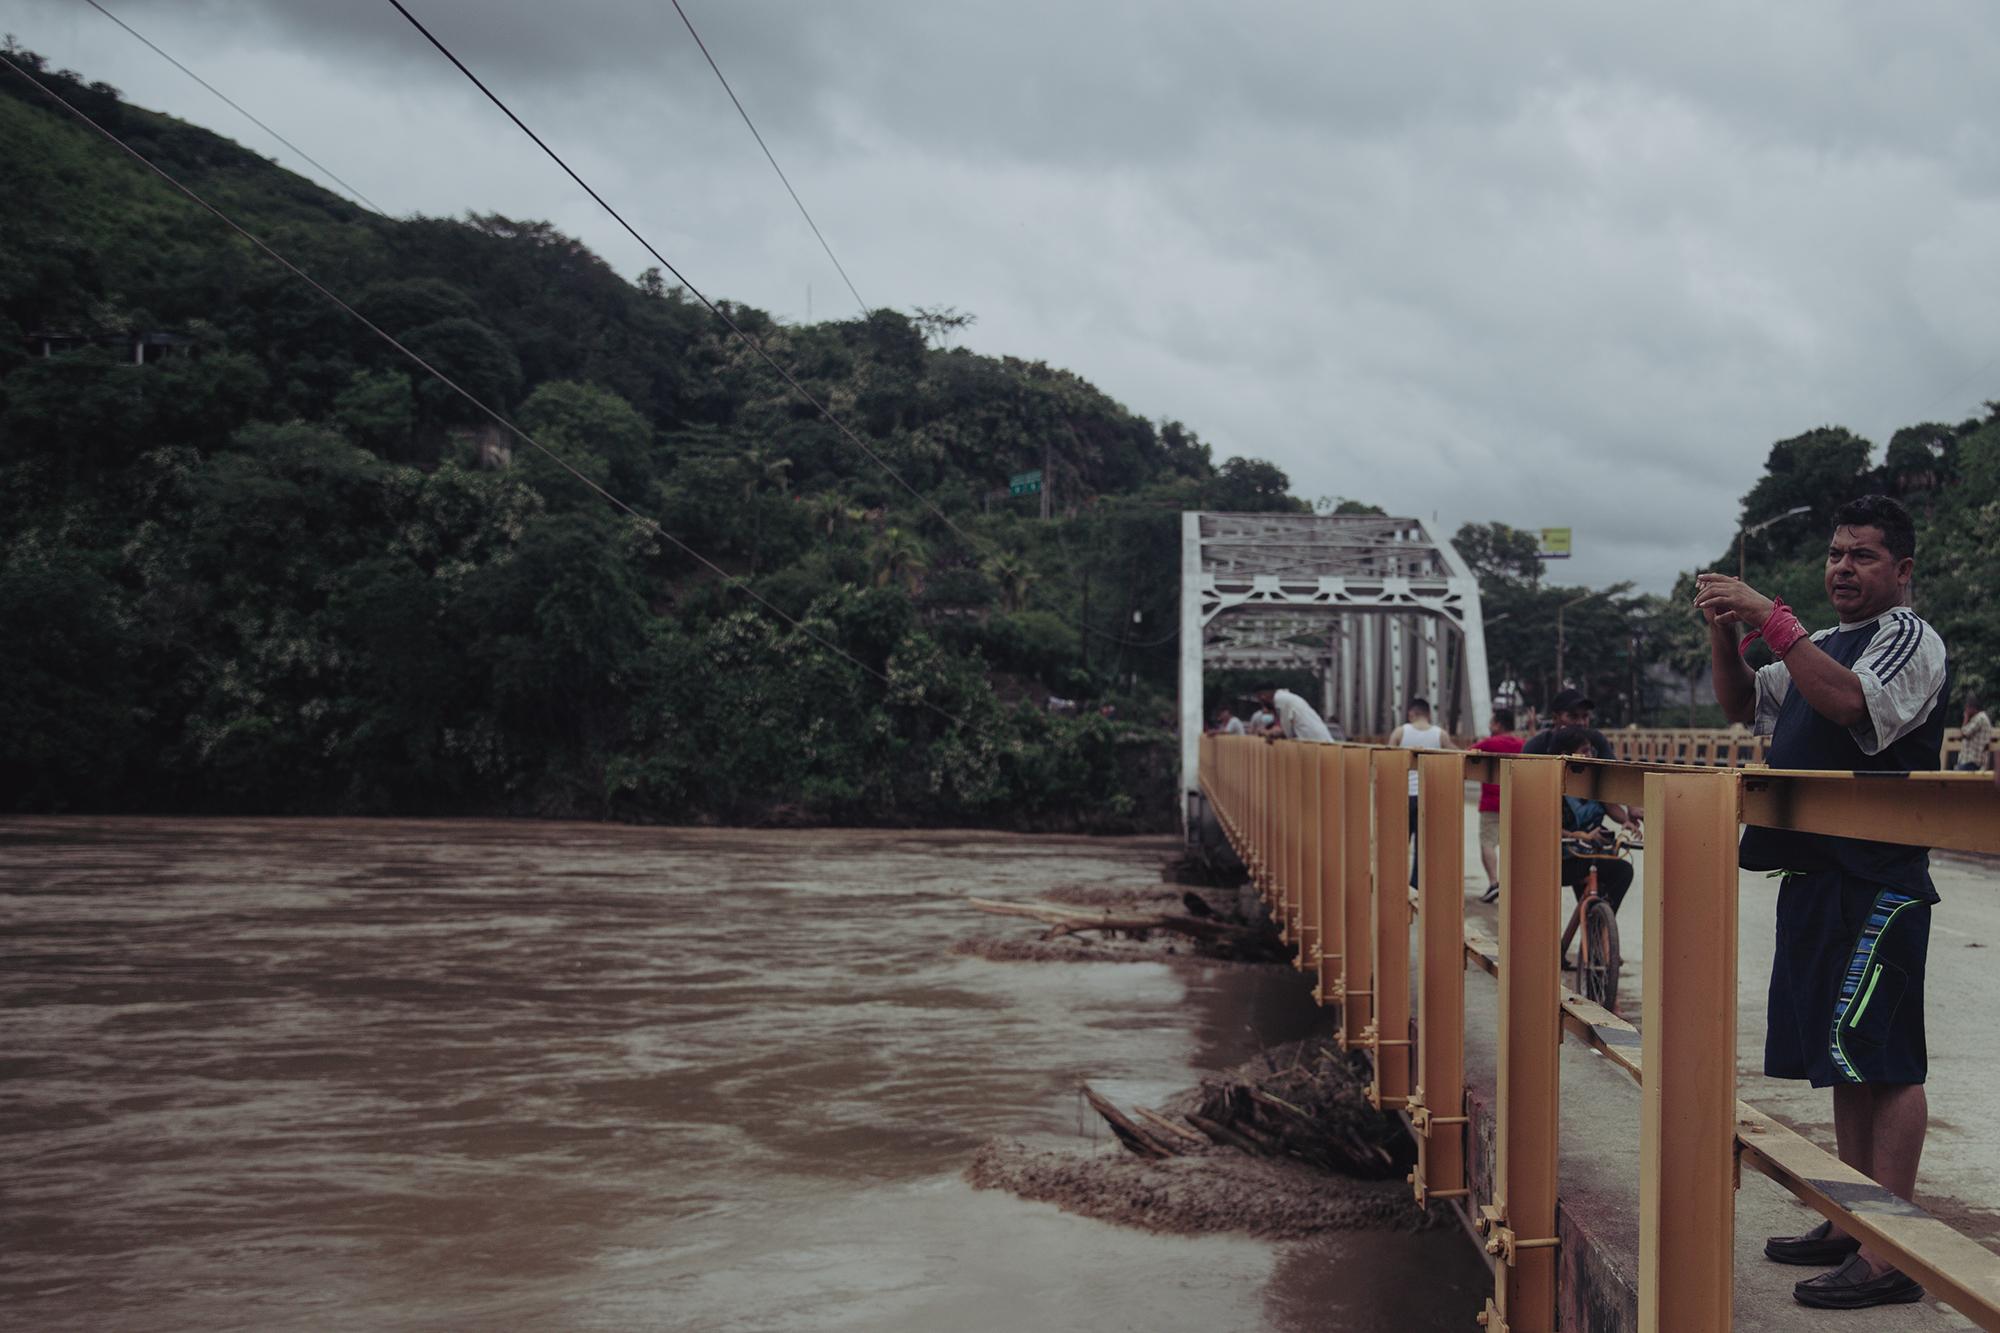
[0,54,1207,827]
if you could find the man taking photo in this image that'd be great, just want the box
[1696,494,1949,1311]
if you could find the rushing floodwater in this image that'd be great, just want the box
[1,817,1485,1331]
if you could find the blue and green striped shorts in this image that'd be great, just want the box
[1766,869,1931,1088]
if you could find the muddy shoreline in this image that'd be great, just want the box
[959,871,1436,1246]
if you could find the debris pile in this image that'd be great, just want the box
[960,890,1291,964]
[968,1036,1430,1238]
[1091,1037,1415,1180]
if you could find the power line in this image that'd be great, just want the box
[383,0,980,553]
[666,0,867,316]
[384,2,1179,666]
[83,0,1170,670]
[78,0,389,215]
[0,49,971,732]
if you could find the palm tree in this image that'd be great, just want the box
[985,551,1037,612]
[805,491,863,538]
[742,448,792,572]
[869,527,930,595]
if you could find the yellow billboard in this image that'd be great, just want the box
[1538,527,1572,559]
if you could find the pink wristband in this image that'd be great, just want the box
[1739,597,1807,659]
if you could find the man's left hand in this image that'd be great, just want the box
[1693,573,1775,629]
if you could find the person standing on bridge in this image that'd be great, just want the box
[1389,698,1453,887]
[1958,694,1992,771]
[1250,686,1336,744]
[1697,494,1949,1312]
[1469,708,1526,902]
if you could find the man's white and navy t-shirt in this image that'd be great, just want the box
[1741,607,1950,897]
[1751,608,1949,759]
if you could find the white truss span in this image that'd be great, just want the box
[1178,513,1492,827]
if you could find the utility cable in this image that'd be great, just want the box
[382,0,980,553]
[386,1,1186,664]
[80,0,1170,664]
[666,0,867,316]
[78,0,389,215]
[0,50,971,731]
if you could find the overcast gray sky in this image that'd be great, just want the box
[14,0,2000,591]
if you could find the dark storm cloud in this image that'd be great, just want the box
[18,1,2000,589]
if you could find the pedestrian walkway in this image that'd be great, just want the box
[1454,792,1998,1328]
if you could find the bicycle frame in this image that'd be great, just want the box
[1560,834,1639,1014]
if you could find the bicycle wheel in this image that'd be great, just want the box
[1574,898,1622,1012]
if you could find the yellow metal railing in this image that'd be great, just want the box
[1199,732,2000,1333]
[1604,724,1991,771]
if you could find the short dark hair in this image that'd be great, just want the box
[1492,708,1516,730]
[1408,697,1432,714]
[1548,724,1597,757]
[1830,494,1916,561]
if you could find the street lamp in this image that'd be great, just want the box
[1739,505,1813,577]
[1555,590,1603,689]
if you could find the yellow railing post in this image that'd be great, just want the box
[1255,741,1270,900]
[1339,745,1374,1048]
[1314,744,1344,1006]
[1299,743,1323,972]
[1250,742,1260,891]
[1411,749,1468,1205]
[1483,754,1563,1333]
[1273,743,1291,938]
[1370,748,1415,1109]
[1296,736,1312,944]
[1638,768,1741,1333]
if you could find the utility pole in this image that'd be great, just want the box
[1040,436,1052,521]
[1555,591,1603,690]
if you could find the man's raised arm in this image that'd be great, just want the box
[1698,574,1759,725]
[1695,572,1870,730]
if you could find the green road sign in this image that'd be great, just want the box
[1009,469,1043,496]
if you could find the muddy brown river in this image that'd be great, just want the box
[1,818,1485,1330]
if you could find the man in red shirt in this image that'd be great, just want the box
[1469,708,1525,901]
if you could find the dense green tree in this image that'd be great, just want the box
[1453,521,1544,586]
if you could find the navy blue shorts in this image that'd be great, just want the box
[1765,870,1930,1088]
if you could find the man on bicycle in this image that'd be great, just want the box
[1522,687,1613,760]
[1547,725,1638,914]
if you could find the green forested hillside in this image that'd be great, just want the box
[0,49,1306,827]
[5,49,1994,825]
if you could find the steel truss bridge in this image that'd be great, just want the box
[1178,512,1491,832]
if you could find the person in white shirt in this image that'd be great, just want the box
[1388,698,1453,886]
[1251,687,1336,743]
[1208,707,1247,736]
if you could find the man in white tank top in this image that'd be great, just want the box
[1389,699,1453,886]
